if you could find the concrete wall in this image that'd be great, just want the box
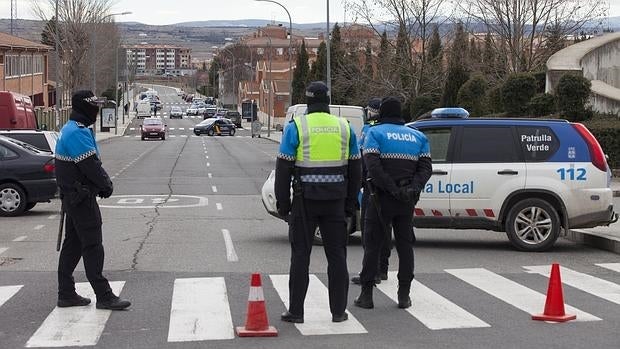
[546,33,620,115]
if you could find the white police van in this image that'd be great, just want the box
[410,108,617,251]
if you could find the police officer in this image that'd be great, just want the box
[55,90,131,310]
[275,81,361,323]
[354,96,432,309]
[351,97,392,285]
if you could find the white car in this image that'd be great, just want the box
[186,105,199,116]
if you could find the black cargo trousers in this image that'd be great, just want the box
[360,187,392,274]
[360,193,415,286]
[287,197,349,317]
[58,193,113,300]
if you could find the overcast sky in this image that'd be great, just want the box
[2,0,619,26]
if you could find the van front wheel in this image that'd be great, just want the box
[505,198,561,252]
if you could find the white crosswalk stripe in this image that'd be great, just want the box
[270,274,367,336]
[377,272,490,330]
[524,265,620,305]
[445,268,601,322]
[26,281,125,347]
[168,277,234,342]
[596,263,620,273]
[0,285,22,307]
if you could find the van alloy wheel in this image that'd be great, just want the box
[505,198,560,252]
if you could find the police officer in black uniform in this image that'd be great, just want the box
[55,90,131,310]
[275,81,361,323]
[354,97,432,309]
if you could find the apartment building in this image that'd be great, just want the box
[124,44,192,76]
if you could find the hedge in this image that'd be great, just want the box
[583,117,620,169]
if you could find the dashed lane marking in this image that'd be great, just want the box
[596,263,620,273]
[221,229,238,262]
[216,203,222,210]
[47,215,56,220]
[211,186,217,193]
[13,236,27,241]
[34,225,44,230]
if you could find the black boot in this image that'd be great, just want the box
[351,275,381,285]
[281,311,304,323]
[354,285,374,309]
[57,294,91,308]
[96,295,131,310]
[397,284,412,309]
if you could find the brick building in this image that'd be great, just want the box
[124,44,192,76]
[0,32,52,107]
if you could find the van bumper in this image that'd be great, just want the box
[569,205,618,228]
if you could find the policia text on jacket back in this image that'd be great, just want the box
[274,81,362,324]
[54,90,131,311]
[354,96,432,310]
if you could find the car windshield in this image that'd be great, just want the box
[144,119,162,125]
[199,119,216,125]
[4,137,46,154]
[171,107,181,112]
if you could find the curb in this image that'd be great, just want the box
[565,229,620,254]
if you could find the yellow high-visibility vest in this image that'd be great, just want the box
[294,112,350,168]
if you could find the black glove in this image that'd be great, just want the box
[98,183,113,199]
[276,200,290,218]
[394,186,419,204]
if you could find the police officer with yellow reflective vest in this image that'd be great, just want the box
[354,96,432,309]
[275,81,362,323]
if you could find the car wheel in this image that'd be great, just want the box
[0,183,27,217]
[229,128,236,136]
[24,202,36,212]
[505,198,561,252]
[207,129,215,136]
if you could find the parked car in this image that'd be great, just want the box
[262,107,618,250]
[186,104,200,116]
[140,118,167,140]
[169,106,183,119]
[0,91,37,129]
[0,130,59,153]
[193,118,236,136]
[204,107,217,118]
[0,135,57,216]
[225,111,242,127]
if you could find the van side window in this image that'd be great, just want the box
[0,144,18,159]
[419,128,452,163]
[458,126,519,163]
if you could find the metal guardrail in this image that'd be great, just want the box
[34,107,71,131]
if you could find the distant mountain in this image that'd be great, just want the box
[173,19,336,30]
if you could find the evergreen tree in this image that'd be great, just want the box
[41,16,60,47]
[427,25,442,64]
[309,41,327,83]
[363,40,373,79]
[394,24,412,92]
[482,32,495,77]
[440,23,470,107]
[469,38,481,71]
[291,40,310,104]
[377,30,391,80]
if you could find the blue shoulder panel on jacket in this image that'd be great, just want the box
[55,120,99,163]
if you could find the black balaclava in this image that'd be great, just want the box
[305,81,330,114]
[70,90,101,126]
[379,96,405,124]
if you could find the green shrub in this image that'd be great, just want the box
[410,95,435,118]
[501,73,537,115]
[583,117,620,169]
[556,74,592,122]
[484,85,503,114]
[528,93,556,117]
[457,74,488,117]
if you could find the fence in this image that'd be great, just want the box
[34,107,71,131]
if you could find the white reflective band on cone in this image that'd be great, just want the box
[248,286,264,301]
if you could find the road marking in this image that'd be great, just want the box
[376,272,490,330]
[596,263,620,273]
[216,203,222,210]
[167,277,234,342]
[0,285,22,307]
[13,236,27,241]
[445,268,600,322]
[206,162,210,167]
[26,281,125,347]
[211,186,217,193]
[524,265,620,305]
[47,215,57,220]
[129,127,135,131]
[181,135,187,138]
[270,274,367,335]
[0,247,7,256]
[170,135,176,138]
[221,229,238,262]
[169,127,175,130]
[34,225,44,230]
[205,156,209,159]
[208,173,212,178]
[179,128,185,130]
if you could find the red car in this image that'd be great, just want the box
[140,118,167,140]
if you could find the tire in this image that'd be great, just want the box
[229,128,236,136]
[0,183,27,217]
[24,202,36,212]
[505,198,561,252]
[207,129,215,136]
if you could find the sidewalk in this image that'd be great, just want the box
[265,130,620,253]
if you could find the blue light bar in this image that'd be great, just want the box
[431,108,470,119]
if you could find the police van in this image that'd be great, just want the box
[409,108,617,251]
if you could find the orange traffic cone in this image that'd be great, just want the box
[532,263,576,322]
[236,273,278,337]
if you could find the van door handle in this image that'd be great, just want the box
[498,170,519,175]
[432,170,448,175]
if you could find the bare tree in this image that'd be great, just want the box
[32,0,120,100]
[459,0,607,74]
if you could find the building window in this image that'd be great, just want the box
[5,54,44,78]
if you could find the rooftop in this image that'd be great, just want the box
[0,31,52,51]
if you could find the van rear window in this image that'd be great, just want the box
[2,133,49,151]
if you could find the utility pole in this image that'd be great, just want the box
[326,0,331,96]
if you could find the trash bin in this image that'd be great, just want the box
[251,120,262,138]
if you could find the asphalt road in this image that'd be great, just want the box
[1,85,619,349]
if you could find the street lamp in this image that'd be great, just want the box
[254,0,292,109]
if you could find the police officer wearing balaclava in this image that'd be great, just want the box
[55,90,131,310]
[354,96,432,309]
[275,81,361,323]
